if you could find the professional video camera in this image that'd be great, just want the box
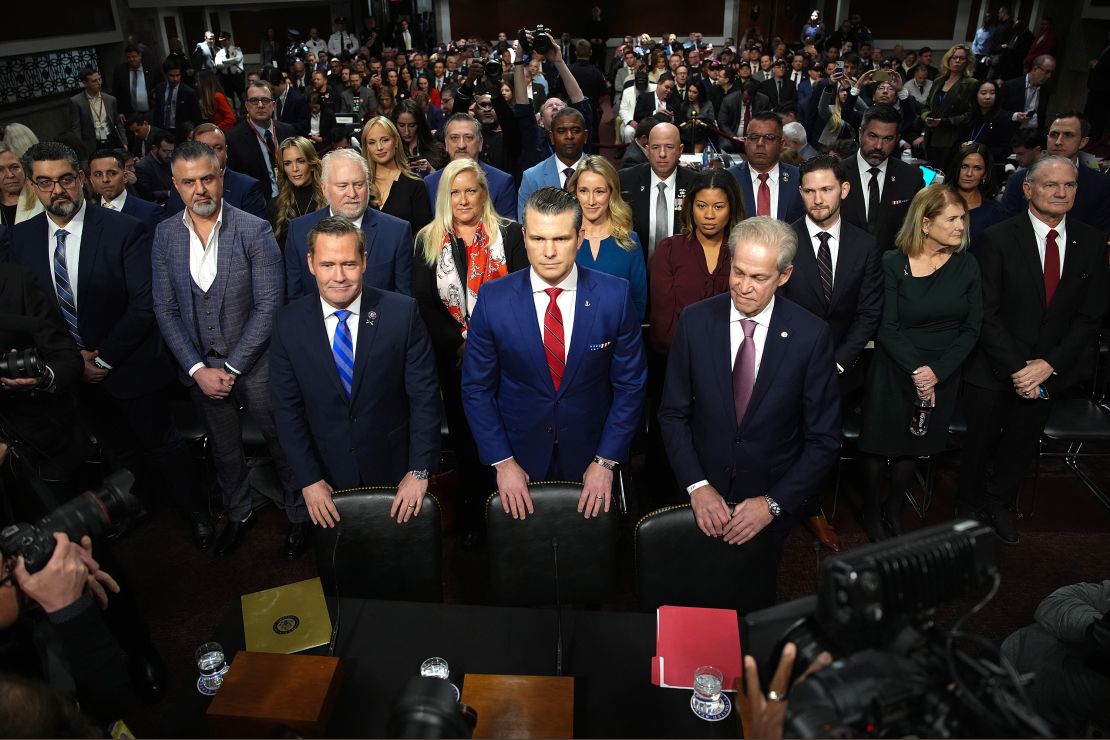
[0,469,139,573]
[0,348,43,381]
[742,520,1055,738]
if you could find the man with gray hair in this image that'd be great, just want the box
[960,154,1109,545]
[658,216,841,612]
[285,147,412,300]
[781,121,819,161]
[225,79,296,203]
[423,114,517,219]
[153,140,308,558]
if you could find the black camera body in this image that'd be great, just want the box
[518,25,553,56]
[0,348,43,381]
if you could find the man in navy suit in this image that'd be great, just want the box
[226,79,296,204]
[149,62,202,142]
[11,142,211,548]
[517,107,588,218]
[727,112,805,224]
[164,123,268,222]
[285,148,412,300]
[87,149,166,233]
[271,215,440,528]
[269,70,311,136]
[425,114,517,220]
[658,216,841,612]
[462,188,647,519]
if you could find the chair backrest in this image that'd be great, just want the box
[485,481,617,606]
[634,504,776,613]
[314,487,442,602]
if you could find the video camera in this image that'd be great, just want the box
[742,520,1055,738]
[0,470,139,573]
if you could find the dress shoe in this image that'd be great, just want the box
[989,507,1020,545]
[127,642,168,704]
[283,522,310,560]
[805,514,842,552]
[214,512,254,556]
[190,512,215,551]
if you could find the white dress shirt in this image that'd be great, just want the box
[305,38,329,57]
[555,154,586,188]
[86,93,110,140]
[131,67,149,112]
[747,163,781,219]
[530,264,578,362]
[1029,211,1067,277]
[46,202,86,305]
[806,215,842,276]
[329,207,364,229]
[855,151,888,221]
[183,201,224,377]
[250,120,280,196]
[101,190,129,211]
[648,168,678,245]
[322,293,362,353]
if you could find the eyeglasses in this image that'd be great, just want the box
[245,97,275,106]
[32,174,78,191]
[745,134,781,143]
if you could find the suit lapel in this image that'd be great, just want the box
[350,292,381,404]
[558,271,598,394]
[712,297,735,424]
[736,164,756,215]
[75,208,101,328]
[212,210,235,305]
[844,165,865,224]
[742,304,790,426]
[1016,219,1047,310]
[28,215,57,310]
[793,227,826,310]
[512,273,551,389]
[361,211,379,264]
[307,297,351,402]
[776,166,794,216]
[1051,228,1085,314]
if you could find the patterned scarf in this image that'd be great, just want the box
[435,222,506,337]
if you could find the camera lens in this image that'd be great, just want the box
[0,348,43,381]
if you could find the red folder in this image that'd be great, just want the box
[650,605,743,691]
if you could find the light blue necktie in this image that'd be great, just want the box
[332,309,354,398]
[53,229,83,347]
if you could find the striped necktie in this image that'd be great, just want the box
[543,288,565,390]
[332,309,354,398]
[53,229,83,347]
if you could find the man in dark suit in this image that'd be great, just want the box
[286,149,412,300]
[133,130,175,205]
[271,215,440,529]
[110,45,154,122]
[618,122,696,267]
[462,188,647,520]
[425,114,517,220]
[152,141,306,558]
[718,81,771,153]
[1000,113,1110,234]
[164,123,268,222]
[269,70,311,136]
[149,63,202,142]
[69,69,127,157]
[960,156,1109,545]
[125,114,168,160]
[633,72,679,127]
[658,216,841,612]
[782,155,883,552]
[759,58,796,107]
[727,112,805,224]
[839,104,926,248]
[226,79,295,204]
[87,149,166,234]
[998,54,1055,133]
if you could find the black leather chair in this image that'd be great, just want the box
[314,487,443,602]
[634,504,777,613]
[485,481,616,606]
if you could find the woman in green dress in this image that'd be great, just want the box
[858,185,982,541]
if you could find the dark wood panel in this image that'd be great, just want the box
[229,5,332,60]
[849,0,960,39]
[0,1,116,42]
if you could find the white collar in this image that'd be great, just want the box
[856,151,888,176]
[320,291,363,319]
[329,207,364,229]
[806,215,841,240]
[530,263,578,293]
[1028,210,1066,240]
[103,190,128,210]
[749,163,780,181]
[730,294,776,324]
[181,200,224,231]
[650,168,678,190]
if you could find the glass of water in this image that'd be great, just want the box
[196,641,230,695]
[420,656,450,680]
[691,665,724,716]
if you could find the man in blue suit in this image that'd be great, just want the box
[87,149,166,233]
[517,107,588,217]
[12,142,211,548]
[285,148,412,300]
[271,216,441,528]
[727,111,805,224]
[658,216,840,612]
[462,188,647,520]
[426,114,517,220]
[164,124,268,221]
[153,141,307,558]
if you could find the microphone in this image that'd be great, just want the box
[552,537,564,676]
[326,528,343,657]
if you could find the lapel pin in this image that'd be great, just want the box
[640,184,646,192]
[781,331,789,338]
[890,174,896,183]
[367,310,378,326]
[584,300,591,307]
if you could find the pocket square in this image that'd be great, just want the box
[890,198,911,206]
[588,341,613,351]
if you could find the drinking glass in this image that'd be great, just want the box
[196,641,229,694]
[691,665,725,718]
[420,656,450,680]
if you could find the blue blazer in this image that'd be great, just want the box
[425,160,518,221]
[92,192,166,234]
[1000,164,1110,235]
[461,267,648,481]
[517,154,574,219]
[285,207,413,300]
[152,203,283,381]
[10,207,172,399]
[727,161,806,225]
[658,294,841,513]
[270,289,441,490]
[166,168,269,223]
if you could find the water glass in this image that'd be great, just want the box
[196,641,229,694]
[692,665,724,713]
[420,656,450,680]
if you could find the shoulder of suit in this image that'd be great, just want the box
[481,162,512,183]
[367,207,409,230]
[776,295,834,332]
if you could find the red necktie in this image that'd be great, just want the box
[1044,229,1060,305]
[543,288,566,390]
[757,172,771,217]
[733,319,757,424]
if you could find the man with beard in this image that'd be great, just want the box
[133,130,175,205]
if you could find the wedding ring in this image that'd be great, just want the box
[408,503,416,508]
[767,689,786,702]
[596,495,604,500]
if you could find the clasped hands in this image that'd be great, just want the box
[1012,359,1052,399]
[194,367,236,400]
[689,485,772,545]
[495,457,613,521]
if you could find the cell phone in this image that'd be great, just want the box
[873,70,892,83]
[835,61,844,73]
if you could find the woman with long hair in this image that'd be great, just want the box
[412,158,528,545]
[678,80,716,153]
[384,68,402,101]
[391,99,448,176]
[399,66,414,100]
[377,87,397,118]
[360,115,433,230]
[648,48,668,84]
[959,78,1013,164]
[195,70,236,131]
[269,136,327,250]
[921,44,978,169]
[946,142,1005,244]
[817,80,854,151]
[567,156,648,319]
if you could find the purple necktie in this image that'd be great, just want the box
[732,319,757,425]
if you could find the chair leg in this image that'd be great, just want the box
[830,458,843,520]
[1062,442,1110,512]
[905,456,931,520]
[616,468,628,517]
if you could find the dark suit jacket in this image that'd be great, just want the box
[270,289,441,489]
[964,214,1109,394]
[127,125,170,159]
[781,218,883,372]
[727,161,806,224]
[149,82,203,138]
[165,168,268,223]
[424,161,517,221]
[285,207,413,300]
[658,294,841,512]
[618,163,698,266]
[998,76,1049,130]
[620,142,649,169]
[461,267,648,480]
[225,119,296,202]
[10,208,171,399]
[94,192,166,234]
[1000,164,1110,235]
[277,87,311,136]
[759,77,796,106]
[633,92,678,124]
[717,90,772,141]
[110,63,156,117]
[133,153,173,205]
[839,155,926,249]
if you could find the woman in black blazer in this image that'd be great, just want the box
[307,92,337,152]
[360,115,433,231]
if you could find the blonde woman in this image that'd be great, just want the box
[817,79,853,151]
[566,156,647,319]
[857,185,981,541]
[921,44,977,169]
[269,136,326,250]
[361,115,433,230]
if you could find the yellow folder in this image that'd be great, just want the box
[241,577,333,654]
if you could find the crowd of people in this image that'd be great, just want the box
[0,7,1108,734]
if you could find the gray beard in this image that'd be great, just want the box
[46,198,79,218]
[190,199,218,217]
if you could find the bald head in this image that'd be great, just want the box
[648,122,681,178]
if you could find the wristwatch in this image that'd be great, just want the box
[410,469,430,480]
[763,495,782,517]
[592,456,617,471]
